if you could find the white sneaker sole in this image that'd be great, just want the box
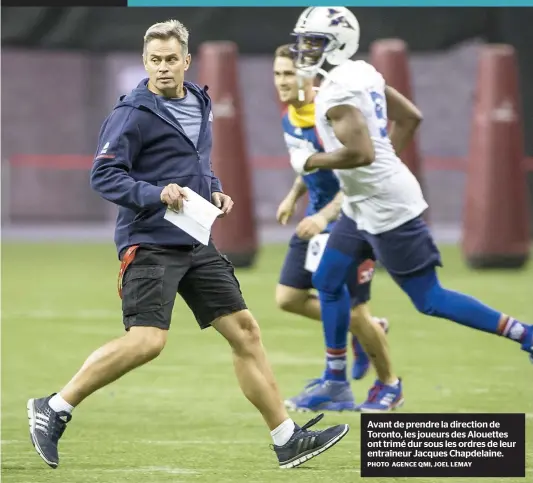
[284,400,356,413]
[358,398,405,413]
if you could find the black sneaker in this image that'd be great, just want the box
[27,394,72,468]
[273,413,349,468]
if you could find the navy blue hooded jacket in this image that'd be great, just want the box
[90,79,223,258]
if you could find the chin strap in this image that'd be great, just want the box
[298,67,334,99]
[317,67,329,81]
[297,77,305,102]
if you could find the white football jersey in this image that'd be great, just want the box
[314,60,428,234]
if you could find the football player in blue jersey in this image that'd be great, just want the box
[272,44,399,412]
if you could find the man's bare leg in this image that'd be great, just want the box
[212,310,289,431]
[350,303,396,385]
[27,326,168,468]
[212,309,350,467]
[59,327,167,407]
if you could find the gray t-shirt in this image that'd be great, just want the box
[161,89,202,147]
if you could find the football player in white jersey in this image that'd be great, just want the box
[288,6,533,411]
[273,43,392,412]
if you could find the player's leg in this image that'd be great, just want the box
[311,215,403,413]
[27,245,186,468]
[350,304,390,377]
[372,216,533,362]
[343,251,403,411]
[282,220,356,411]
[276,284,319,317]
[276,233,377,395]
[178,242,349,468]
[276,235,387,377]
[310,218,357,386]
[346,258,391,381]
[312,214,391,383]
[282,214,380,412]
[276,235,323,318]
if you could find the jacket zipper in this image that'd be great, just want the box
[150,111,201,164]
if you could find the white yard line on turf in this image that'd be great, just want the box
[3,309,117,320]
[1,439,262,445]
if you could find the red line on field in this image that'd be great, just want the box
[7,154,533,172]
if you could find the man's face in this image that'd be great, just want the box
[294,35,327,68]
[273,56,303,104]
[143,37,191,96]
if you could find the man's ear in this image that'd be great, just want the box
[142,54,149,73]
[184,53,192,71]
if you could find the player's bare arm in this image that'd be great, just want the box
[295,190,343,239]
[304,105,375,170]
[287,175,308,202]
[385,85,423,155]
[318,189,343,223]
[276,176,307,225]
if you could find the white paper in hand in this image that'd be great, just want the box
[163,187,223,245]
[304,233,330,273]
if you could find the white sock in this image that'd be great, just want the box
[271,418,296,447]
[388,379,400,387]
[48,393,74,414]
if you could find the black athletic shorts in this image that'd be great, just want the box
[118,242,247,330]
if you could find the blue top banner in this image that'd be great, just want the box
[129,0,533,5]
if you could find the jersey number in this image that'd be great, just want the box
[370,91,388,138]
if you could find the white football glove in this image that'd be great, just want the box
[289,139,318,175]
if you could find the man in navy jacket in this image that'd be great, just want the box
[27,19,349,470]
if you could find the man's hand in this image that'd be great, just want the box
[160,183,188,211]
[289,140,318,175]
[212,192,234,217]
[276,196,296,225]
[295,214,328,240]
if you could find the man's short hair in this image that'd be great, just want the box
[144,19,189,55]
[274,44,295,60]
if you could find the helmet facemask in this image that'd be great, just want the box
[290,32,338,79]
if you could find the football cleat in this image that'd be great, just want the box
[285,379,356,412]
[357,379,404,412]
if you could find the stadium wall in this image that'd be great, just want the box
[2,41,532,243]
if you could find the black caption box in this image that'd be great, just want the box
[360,413,525,478]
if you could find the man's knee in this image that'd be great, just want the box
[275,285,307,314]
[126,326,168,361]
[349,303,372,331]
[312,266,342,295]
[408,280,444,316]
[312,249,351,295]
[397,268,446,317]
[214,310,262,355]
[350,304,366,324]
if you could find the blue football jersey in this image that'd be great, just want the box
[281,105,340,230]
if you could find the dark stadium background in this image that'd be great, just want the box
[2,8,532,483]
